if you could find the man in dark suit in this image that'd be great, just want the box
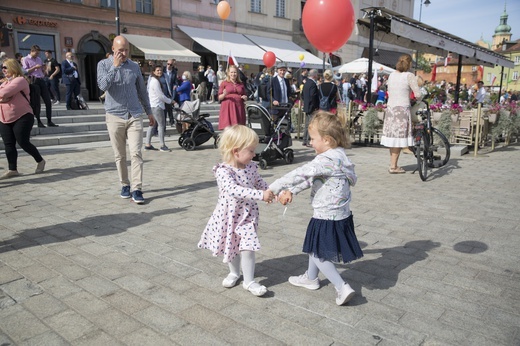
[61,52,81,110]
[163,59,178,126]
[267,64,291,117]
[301,69,319,146]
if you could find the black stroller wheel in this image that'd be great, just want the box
[178,136,184,147]
[284,149,294,164]
[258,159,268,170]
[183,138,196,151]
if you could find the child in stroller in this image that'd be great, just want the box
[175,99,218,151]
[246,100,294,169]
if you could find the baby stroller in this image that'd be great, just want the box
[175,99,218,151]
[246,100,294,169]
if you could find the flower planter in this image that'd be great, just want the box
[488,113,497,124]
[377,112,385,121]
[432,112,443,122]
[451,113,460,122]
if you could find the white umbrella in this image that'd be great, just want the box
[336,58,395,74]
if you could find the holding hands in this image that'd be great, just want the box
[278,190,293,205]
[263,189,275,203]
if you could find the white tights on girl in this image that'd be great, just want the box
[223,250,267,296]
[307,255,345,290]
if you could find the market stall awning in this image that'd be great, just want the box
[178,26,266,65]
[337,58,395,74]
[123,34,200,62]
[243,34,326,69]
[357,7,514,68]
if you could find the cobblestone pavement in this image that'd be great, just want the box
[0,136,519,345]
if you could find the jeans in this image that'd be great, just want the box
[0,113,43,171]
[31,78,52,121]
[106,113,144,191]
[145,107,166,147]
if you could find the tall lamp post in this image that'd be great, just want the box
[115,0,120,35]
[415,0,431,71]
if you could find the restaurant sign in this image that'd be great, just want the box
[13,16,58,28]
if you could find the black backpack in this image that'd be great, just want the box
[318,85,331,111]
[258,77,270,100]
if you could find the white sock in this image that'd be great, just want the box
[227,254,241,277]
[241,250,256,284]
[310,255,344,290]
[307,255,319,280]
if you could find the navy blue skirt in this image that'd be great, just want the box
[302,214,363,263]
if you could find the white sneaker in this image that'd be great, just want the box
[336,283,355,306]
[288,271,320,290]
[53,100,60,105]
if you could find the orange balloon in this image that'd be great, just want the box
[217,1,231,20]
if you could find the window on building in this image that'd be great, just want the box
[513,71,519,80]
[515,56,520,65]
[62,0,82,3]
[276,0,286,17]
[17,32,57,60]
[136,0,153,14]
[471,66,477,72]
[251,0,261,13]
[101,0,115,8]
[487,73,491,82]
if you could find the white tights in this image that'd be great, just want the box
[227,250,256,284]
[307,254,344,290]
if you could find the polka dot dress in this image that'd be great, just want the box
[198,162,268,263]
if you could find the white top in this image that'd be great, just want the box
[386,71,422,108]
[147,77,172,110]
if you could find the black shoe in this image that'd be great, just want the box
[48,121,59,127]
[38,121,46,128]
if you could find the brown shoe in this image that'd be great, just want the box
[0,170,19,180]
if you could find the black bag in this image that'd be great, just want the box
[318,85,331,111]
[258,80,269,100]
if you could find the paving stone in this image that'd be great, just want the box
[21,293,68,319]
[0,278,43,303]
[0,309,50,343]
[44,309,97,341]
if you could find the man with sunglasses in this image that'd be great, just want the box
[22,45,58,127]
[163,59,178,126]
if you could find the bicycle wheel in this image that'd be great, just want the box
[428,127,451,168]
[416,131,429,181]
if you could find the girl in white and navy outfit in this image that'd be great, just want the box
[270,111,363,305]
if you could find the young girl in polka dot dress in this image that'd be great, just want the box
[270,111,363,306]
[198,125,274,297]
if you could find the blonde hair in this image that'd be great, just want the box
[218,125,259,164]
[182,70,192,81]
[225,65,242,83]
[2,59,24,78]
[309,111,350,149]
[396,54,412,72]
[323,69,334,82]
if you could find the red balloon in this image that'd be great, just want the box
[263,51,276,68]
[302,0,355,53]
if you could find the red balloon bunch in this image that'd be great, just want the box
[263,51,276,68]
[302,0,356,53]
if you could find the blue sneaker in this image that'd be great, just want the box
[120,185,131,199]
[132,190,145,204]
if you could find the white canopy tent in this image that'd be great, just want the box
[123,34,200,62]
[337,58,395,74]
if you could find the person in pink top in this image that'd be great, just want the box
[217,65,248,130]
[22,45,57,128]
[0,59,46,179]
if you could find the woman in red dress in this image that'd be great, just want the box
[217,65,248,130]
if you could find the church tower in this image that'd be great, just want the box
[492,3,512,50]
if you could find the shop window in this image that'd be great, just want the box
[101,0,116,8]
[251,0,261,13]
[17,32,57,59]
[136,0,153,14]
[275,0,285,18]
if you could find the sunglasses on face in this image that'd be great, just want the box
[1,66,7,70]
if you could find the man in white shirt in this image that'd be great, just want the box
[475,81,486,104]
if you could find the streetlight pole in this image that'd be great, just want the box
[115,0,120,35]
[415,0,431,71]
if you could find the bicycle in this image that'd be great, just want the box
[412,101,451,181]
